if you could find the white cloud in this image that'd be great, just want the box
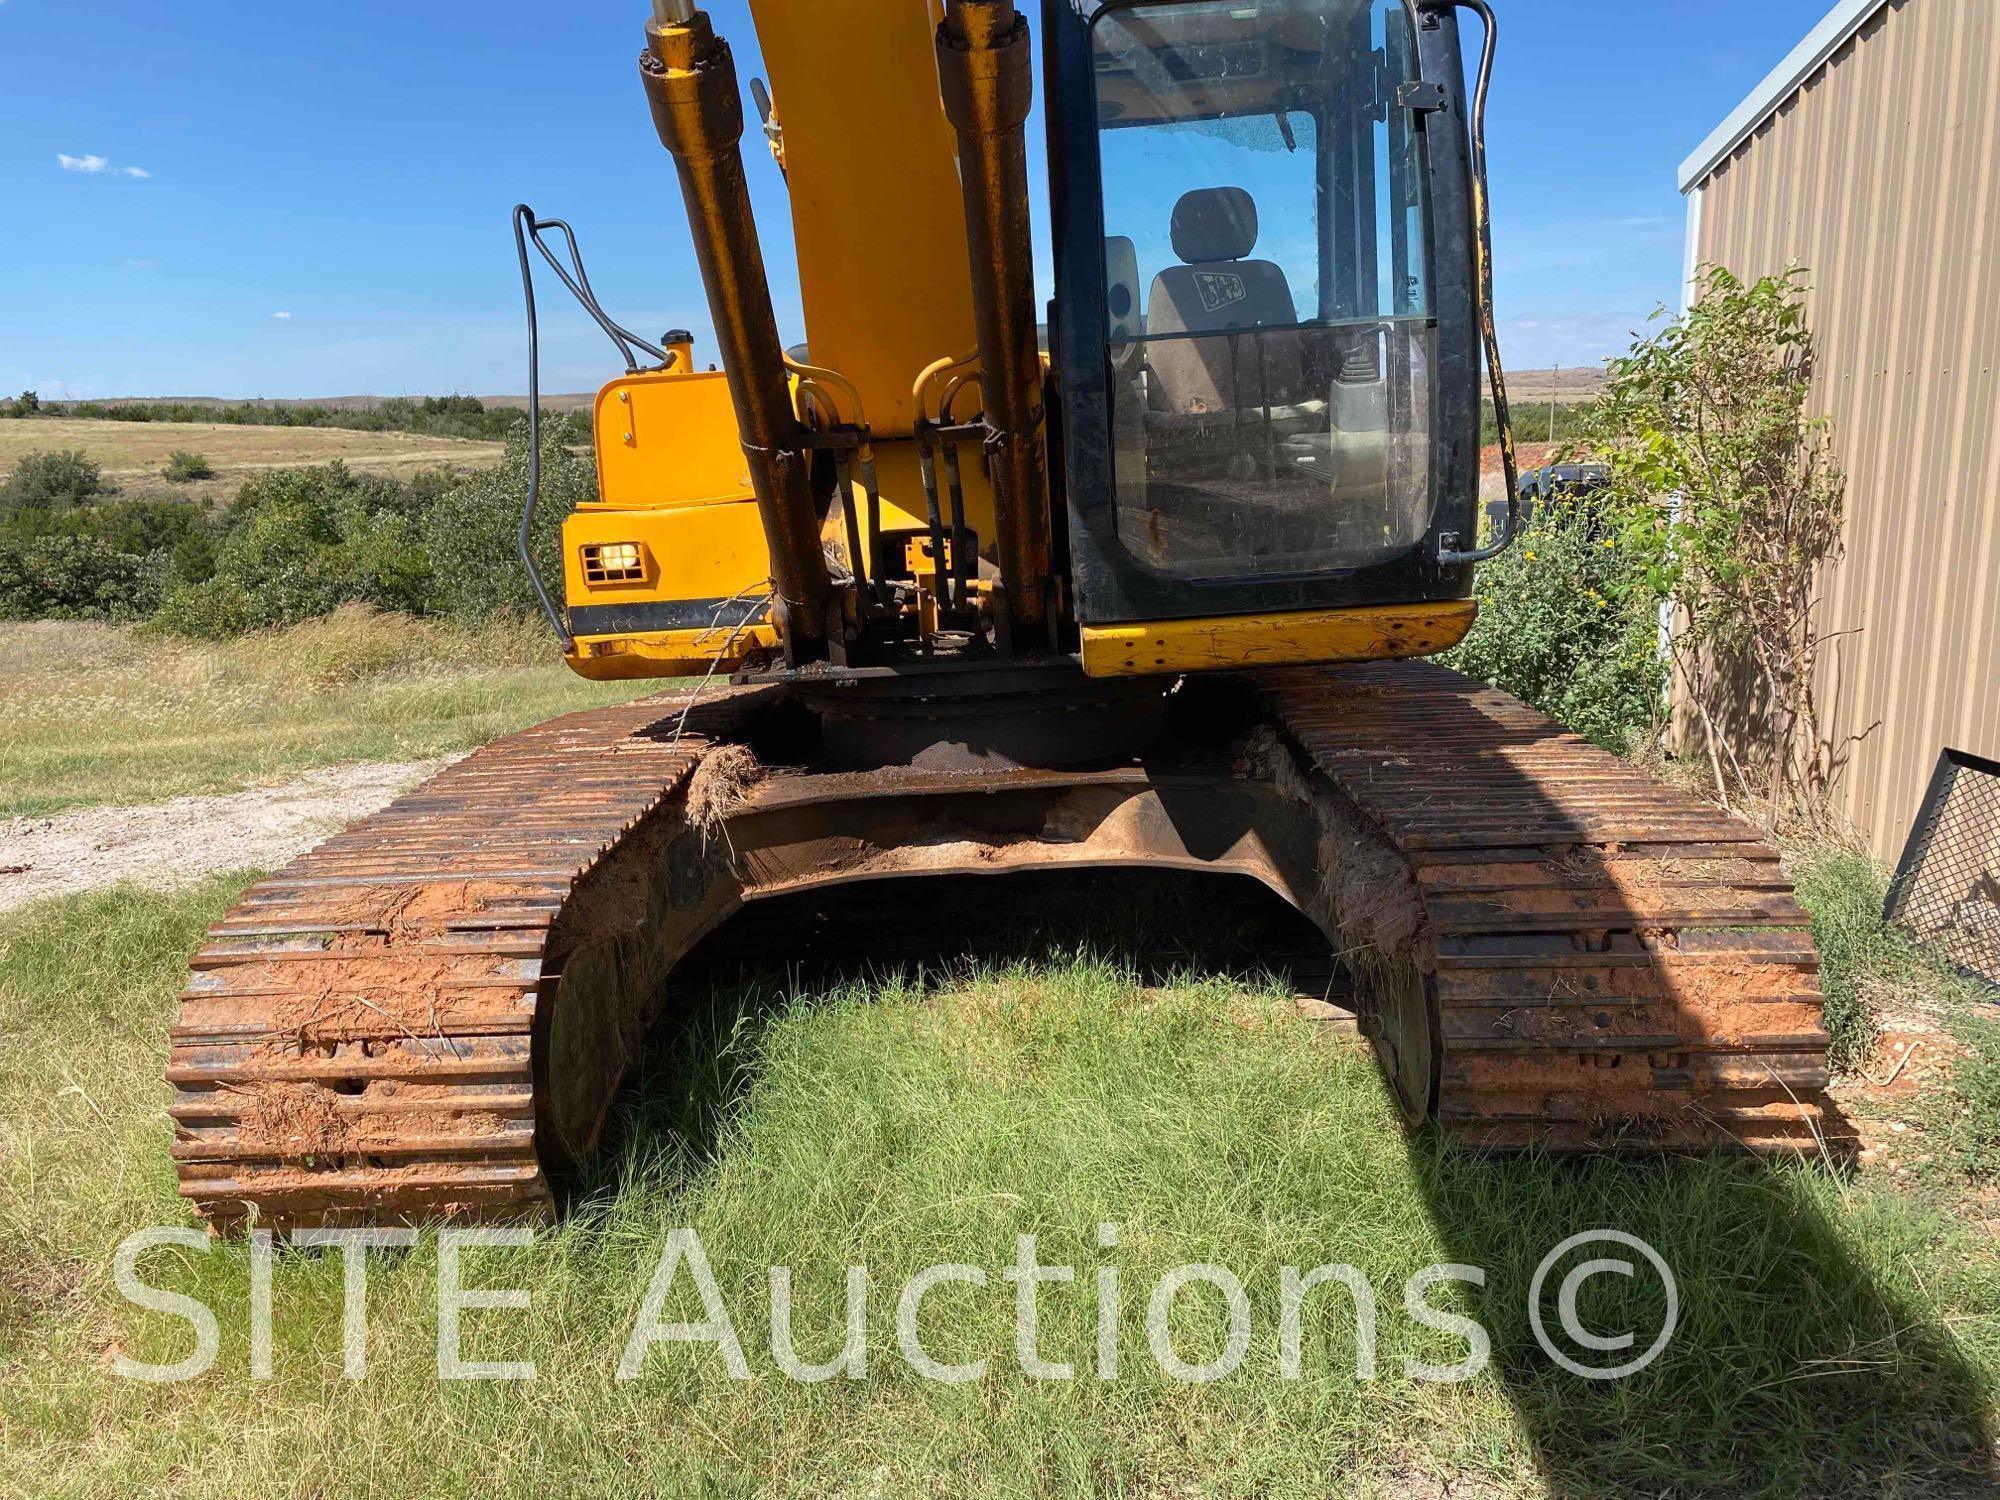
[272,311,293,320]
[58,152,151,179]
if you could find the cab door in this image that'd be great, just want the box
[1046,0,1484,627]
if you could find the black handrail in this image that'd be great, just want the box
[511,204,679,652]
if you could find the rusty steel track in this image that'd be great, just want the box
[169,688,771,1230]
[169,661,1832,1231]
[1258,662,1831,1151]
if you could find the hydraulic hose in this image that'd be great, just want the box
[511,203,681,652]
[512,204,576,652]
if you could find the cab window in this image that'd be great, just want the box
[1093,0,1435,580]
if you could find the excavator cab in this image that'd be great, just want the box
[1050,0,1482,647]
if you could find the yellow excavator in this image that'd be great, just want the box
[169,0,1831,1229]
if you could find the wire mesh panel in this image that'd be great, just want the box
[1885,749,2000,988]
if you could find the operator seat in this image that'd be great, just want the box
[1144,187,1308,419]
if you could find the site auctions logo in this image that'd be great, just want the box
[107,1223,1678,1386]
[1528,1229,1680,1380]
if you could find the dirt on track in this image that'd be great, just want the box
[0,759,454,913]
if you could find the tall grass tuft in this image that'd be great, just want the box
[1788,846,1899,1071]
[1786,842,1991,1073]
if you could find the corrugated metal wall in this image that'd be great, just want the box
[1689,0,2000,862]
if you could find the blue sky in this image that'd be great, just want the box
[0,0,1832,400]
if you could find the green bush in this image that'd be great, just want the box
[0,495,205,555]
[0,450,108,513]
[9,420,590,638]
[207,489,351,625]
[0,491,201,623]
[1586,266,1847,818]
[168,527,217,586]
[419,414,590,621]
[337,505,436,616]
[223,461,410,527]
[0,535,165,621]
[96,497,206,557]
[1442,493,1665,752]
[151,576,257,639]
[162,449,215,483]
[181,464,419,628]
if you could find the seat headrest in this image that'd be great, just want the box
[1170,187,1258,264]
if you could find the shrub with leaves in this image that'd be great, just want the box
[0,535,166,622]
[419,412,592,622]
[162,449,215,483]
[1585,265,1847,820]
[168,527,217,586]
[0,493,204,621]
[206,483,352,623]
[149,575,257,638]
[152,462,440,634]
[0,449,108,514]
[0,495,203,554]
[1443,490,1665,753]
[13,418,591,637]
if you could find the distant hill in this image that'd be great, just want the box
[474,393,598,413]
[1503,366,1609,400]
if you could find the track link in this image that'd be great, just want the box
[1257,662,1831,1151]
[169,689,765,1230]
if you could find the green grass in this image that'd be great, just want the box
[0,608,659,816]
[1788,847,1904,1072]
[1932,1010,2000,1184]
[1787,843,1998,1072]
[1786,842,2000,1172]
[1789,842,2000,1191]
[2,881,1995,1498]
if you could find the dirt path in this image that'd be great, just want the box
[0,759,454,914]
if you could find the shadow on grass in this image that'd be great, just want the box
[583,870,1995,1497]
[1412,1144,1994,1495]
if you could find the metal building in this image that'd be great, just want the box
[1678,0,2000,862]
